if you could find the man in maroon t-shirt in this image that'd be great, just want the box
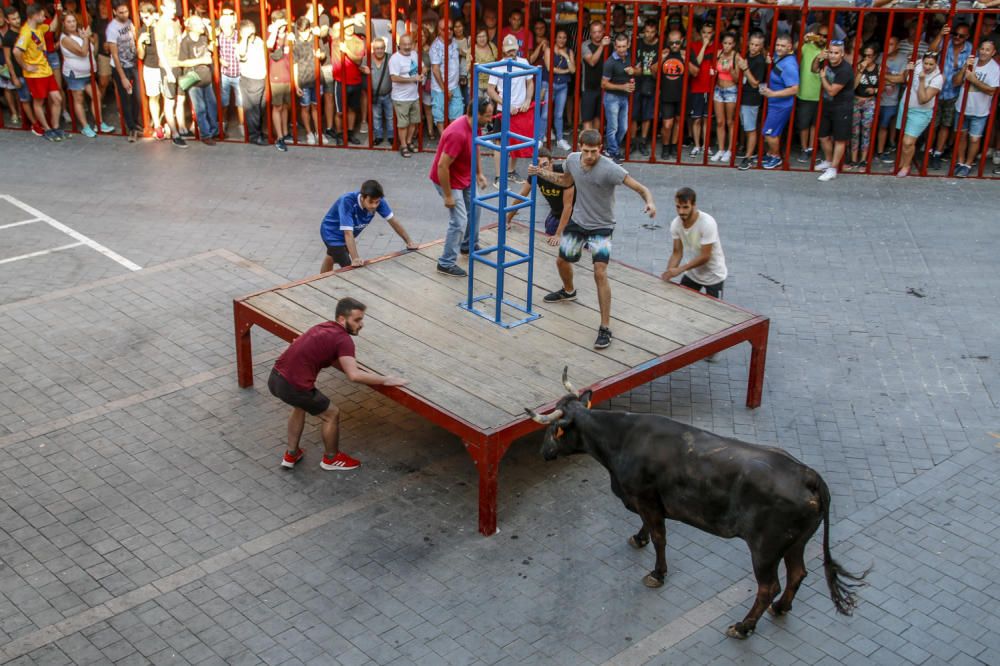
[430,96,494,277]
[268,297,407,471]
[686,22,716,156]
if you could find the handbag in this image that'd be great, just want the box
[179,70,202,91]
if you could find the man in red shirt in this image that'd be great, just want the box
[268,297,407,471]
[430,96,494,277]
[686,22,716,156]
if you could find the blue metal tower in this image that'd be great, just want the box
[461,58,543,329]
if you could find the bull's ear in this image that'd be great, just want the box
[579,390,593,409]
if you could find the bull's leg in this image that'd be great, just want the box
[770,538,808,616]
[638,512,667,588]
[726,556,780,639]
[628,524,649,549]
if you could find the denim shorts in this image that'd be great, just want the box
[46,51,60,72]
[739,104,759,131]
[17,79,31,103]
[956,114,987,138]
[713,85,737,104]
[878,104,898,128]
[431,88,463,123]
[220,74,242,107]
[297,83,317,106]
[65,72,91,91]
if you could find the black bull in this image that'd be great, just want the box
[526,371,868,639]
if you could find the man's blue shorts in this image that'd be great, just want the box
[762,104,792,137]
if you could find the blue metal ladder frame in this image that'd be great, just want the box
[461,58,542,329]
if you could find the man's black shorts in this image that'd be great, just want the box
[818,103,851,142]
[160,67,182,99]
[268,368,331,416]
[795,99,818,130]
[325,244,351,268]
[580,89,601,122]
[687,92,709,118]
[681,274,724,299]
[333,81,362,112]
[660,100,680,120]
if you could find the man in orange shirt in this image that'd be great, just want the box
[13,3,64,140]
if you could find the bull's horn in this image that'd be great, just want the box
[561,366,578,396]
[524,408,564,424]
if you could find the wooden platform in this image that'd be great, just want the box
[234,226,769,535]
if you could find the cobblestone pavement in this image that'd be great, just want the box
[0,131,997,665]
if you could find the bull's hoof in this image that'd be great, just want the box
[642,573,664,588]
[768,603,789,617]
[725,623,754,639]
[628,534,649,549]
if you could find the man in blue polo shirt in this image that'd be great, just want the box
[319,179,420,273]
[759,34,799,170]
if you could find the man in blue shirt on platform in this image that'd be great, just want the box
[320,179,420,273]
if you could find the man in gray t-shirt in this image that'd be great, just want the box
[527,129,656,351]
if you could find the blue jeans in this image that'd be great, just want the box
[534,85,548,141]
[190,85,219,138]
[435,185,479,268]
[372,94,394,140]
[552,81,569,142]
[604,93,628,157]
[220,74,242,107]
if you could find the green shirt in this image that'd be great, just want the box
[798,42,822,101]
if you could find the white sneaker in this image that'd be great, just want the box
[556,139,571,151]
[690,146,701,156]
[710,150,724,162]
[719,150,731,162]
[359,121,369,134]
[993,150,1000,166]
[814,160,832,171]
[62,110,72,122]
[306,132,317,145]
[817,167,838,182]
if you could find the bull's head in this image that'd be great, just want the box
[524,367,593,461]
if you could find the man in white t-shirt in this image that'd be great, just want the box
[487,34,534,185]
[662,187,727,299]
[388,32,424,157]
[952,38,999,178]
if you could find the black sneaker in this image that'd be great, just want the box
[373,138,384,146]
[594,326,612,350]
[276,139,288,152]
[640,137,651,157]
[796,148,812,163]
[323,128,336,140]
[348,132,362,145]
[436,264,467,277]
[660,144,670,160]
[508,171,525,184]
[543,288,577,303]
[929,153,942,170]
[172,136,188,148]
[459,244,481,255]
[738,156,754,171]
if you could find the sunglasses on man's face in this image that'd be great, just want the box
[954,33,969,39]
[669,40,682,44]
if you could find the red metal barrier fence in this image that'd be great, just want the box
[2,0,997,178]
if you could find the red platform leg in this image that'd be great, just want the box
[746,320,769,409]
[234,302,254,388]
[469,439,500,536]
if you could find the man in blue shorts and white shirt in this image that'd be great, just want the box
[527,128,656,351]
[320,179,419,273]
[759,33,799,169]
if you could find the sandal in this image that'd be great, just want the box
[400,146,412,158]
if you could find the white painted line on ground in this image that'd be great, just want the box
[0,194,142,271]
[0,218,42,231]
[0,242,85,266]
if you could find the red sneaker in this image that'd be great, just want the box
[320,452,360,471]
[154,126,165,140]
[31,124,44,137]
[281,449,304,468]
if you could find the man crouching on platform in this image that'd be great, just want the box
[268,297,407,471]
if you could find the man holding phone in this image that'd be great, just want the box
[812,39,853,181]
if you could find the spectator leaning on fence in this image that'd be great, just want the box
[630,20,658,158]
[686,21,716,157]
[106,0,142,141]
[847,42,880,171]
[267,10,292,151]
[550,28,574,152]
[602,33,635,164]
[389,32,423,158]
[487,34,534,185]
[813,39,854,182]
[177,15,217,145]
[154,0,186,147]
[895,51,943,178]
[59,11,108,138]
[137,3,164,140]
[659,29,685,161]
[237,19,267,146]
[367,36,393,146]
[928,22,972,170]
[952,38,999,178]
[876,35,907,163]
[217,4,244,139]
[0,11,23,128]
[430,16,462,135]
[711,31,738,164]
[760,33,799,170]
[14,3,64,141]
[796,24,827,164]
[735,31,767,170]
[580,20,607,133]
[291,16,320,145]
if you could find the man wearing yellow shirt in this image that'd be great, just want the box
[13,3,64,140]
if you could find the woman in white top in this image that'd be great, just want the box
[894,51,943,177]
[59,12,112,137]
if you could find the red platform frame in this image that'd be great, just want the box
[234,243,769,536]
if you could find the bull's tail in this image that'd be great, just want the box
[818,477,869,615]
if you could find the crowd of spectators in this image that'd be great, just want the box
[1,0,998,177]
